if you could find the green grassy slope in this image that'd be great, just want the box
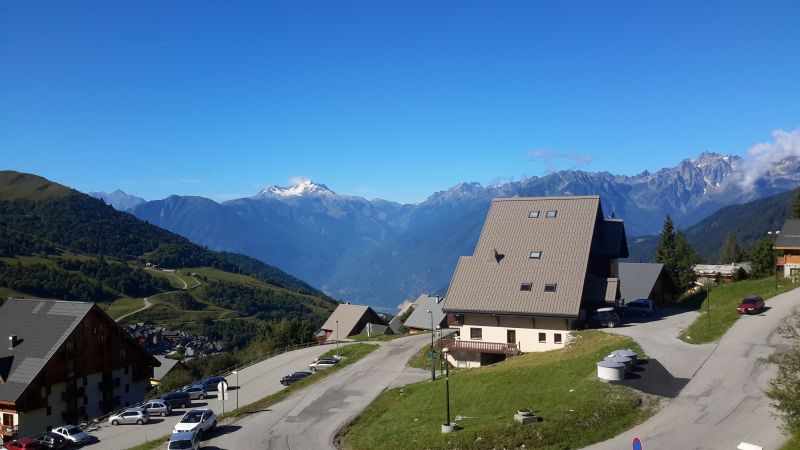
[340,331,655,450]
[0,171,338,349]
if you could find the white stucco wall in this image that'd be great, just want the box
[448,313,572,368]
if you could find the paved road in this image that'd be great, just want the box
[84,343,341,449]
[585,290,800,450]
[115,297,152,323]
[205,333,432,450]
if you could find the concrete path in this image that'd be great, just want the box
[584,290,800,450]
[204,333,433,450]
[84,343,341,449]
[115,297,152,323]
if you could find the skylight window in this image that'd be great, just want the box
[545,210,557,218]
[529,251,542,259]
[528,211,540,218]
[544,283,557,292]
[520,283,532,291]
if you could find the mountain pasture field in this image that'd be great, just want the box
[339,331,656,450]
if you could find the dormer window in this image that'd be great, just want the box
[545,210,557,218]
[544,283,557,292]
[520,283,532,291]
[528,211,540,218]
[529,251,542,259]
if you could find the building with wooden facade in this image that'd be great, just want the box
[0,299,159,442]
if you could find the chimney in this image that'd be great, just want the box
[8,335,18,350]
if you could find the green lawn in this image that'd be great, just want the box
[339,331,656,450]
[780,433,800,450]
[679,277,800,344]
[105,297,146,320]
[126,343,378,450]
[349,331,410,342]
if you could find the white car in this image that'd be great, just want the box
[52,425,92,445]
[173,409,217,437]
[308,357,339,372]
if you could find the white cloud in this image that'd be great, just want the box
[735,127,800,191]
[287,176,311,186]
[527,149,593,173]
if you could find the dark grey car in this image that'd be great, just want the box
[160,391,192,409]
[35,432,68,449]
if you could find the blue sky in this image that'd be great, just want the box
[2,1,799,203]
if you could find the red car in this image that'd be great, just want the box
[737,296,765,314]
[5,437,41,450]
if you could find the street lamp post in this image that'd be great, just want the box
[694,280,710,327]
[427,309,435,381]
[231,370,239,410]
[335,320,339,357]
[768,230,781,291]
[441,347,452,433]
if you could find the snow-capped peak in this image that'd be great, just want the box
[258,180,336,198]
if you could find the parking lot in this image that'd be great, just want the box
[82,343,342,449]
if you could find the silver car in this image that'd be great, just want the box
[109,407,150,425]
[143,399,172,417]
[181,384,208,400]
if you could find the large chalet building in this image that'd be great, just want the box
[441,196,628,368]
[775,219,800,278]
[0,299,159,442]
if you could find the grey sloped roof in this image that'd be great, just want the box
[388,314,404,334]
[153,356,181,381]
[320,304,385,337]
[443,196,611,317]
[618,263,664,300]
[0,299,94,402]
[403,294,446,330]
[775,219,800,249]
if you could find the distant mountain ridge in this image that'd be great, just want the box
[90,189,145,211]
[91,151,800,308]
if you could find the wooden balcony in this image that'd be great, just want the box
[438,338,520,356]
[1,424,18,439]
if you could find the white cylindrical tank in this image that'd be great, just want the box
[604,355,633,372]
[597,360,625,381]
[610,349,638,366]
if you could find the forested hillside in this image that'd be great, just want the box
[0,171,338,350]
[627,188,796,263]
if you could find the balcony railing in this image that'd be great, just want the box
[438,338,520,356]
[1,424,18,437]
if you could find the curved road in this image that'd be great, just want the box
[585,288,800,450]
[115,297,152,323]
[205,333,432,449]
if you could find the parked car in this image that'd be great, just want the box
[181,384,208,400]
[51,425,91,445]
[33,432,67,449]
[173,409,217,437]
[109,407,150,425]
[4,438,40,450]
[198,376,227,391]
[588,307,622,328]
[143,399,172,417]
[160,391,192,409]
[167,430,200,450]
[623,298,656,317]
[308,358,339,372]
[737,296,765,314]
[280,371,313,386]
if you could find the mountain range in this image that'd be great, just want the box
[0,170,338,349]
[91,152,800,309]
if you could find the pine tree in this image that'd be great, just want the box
[720,231,744,264]
[792,189,800,219]
[751,237,776,278]
[655,215,702,292]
